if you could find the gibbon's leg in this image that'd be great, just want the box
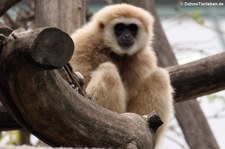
[86,62,127,113]
[127,68,173,143]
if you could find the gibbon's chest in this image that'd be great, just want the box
[95,47,139,83]
[109,53,135,82]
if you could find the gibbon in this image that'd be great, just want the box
[70,3,173,144]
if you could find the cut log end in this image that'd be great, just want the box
[32,28,74,68]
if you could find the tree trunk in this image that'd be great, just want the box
[35,0,86,34]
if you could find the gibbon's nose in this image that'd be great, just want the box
[123,33,131,40]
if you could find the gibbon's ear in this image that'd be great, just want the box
[98,22,105,30]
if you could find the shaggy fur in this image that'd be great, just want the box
[70,3,173,144]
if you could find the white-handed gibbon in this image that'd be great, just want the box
[70,3,173,144]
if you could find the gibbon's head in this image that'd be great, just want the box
[92,4,154,55]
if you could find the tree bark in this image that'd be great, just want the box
[35,0,86,34]
[169,52,225,102]
[0,27,156,148]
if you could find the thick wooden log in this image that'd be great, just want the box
[169,52,225,102]
[3,27,74,68]
[0,28,156,148]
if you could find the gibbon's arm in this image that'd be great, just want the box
[86,62,127,113]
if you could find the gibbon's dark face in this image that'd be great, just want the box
[113,23,138,49]
[103,18,150,55]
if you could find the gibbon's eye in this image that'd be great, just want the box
[128,23,138,36]
[114,23,126,36]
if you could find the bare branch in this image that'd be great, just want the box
[169,52,225,102]
[0,0,21,17]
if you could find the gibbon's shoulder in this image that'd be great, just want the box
[70,22,102,52]
[70,23,95,40]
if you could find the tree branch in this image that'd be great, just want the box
[0,0,22,17]
[1,49,225,130]
[0,105,21,130]
[169,52,225,102]
[0,27,157,148]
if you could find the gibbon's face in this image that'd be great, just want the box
[113,22,138,49]
[103,17,150,56]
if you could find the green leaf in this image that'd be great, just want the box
[190,10,205,25]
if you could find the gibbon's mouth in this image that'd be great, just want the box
[118,39,134,49]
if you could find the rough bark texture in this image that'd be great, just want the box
[169,52,225,102]
[0,28,156,148]
[35,0,86,34]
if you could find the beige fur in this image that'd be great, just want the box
[70,3,173,145]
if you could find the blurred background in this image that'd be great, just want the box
[0,0,225,148]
